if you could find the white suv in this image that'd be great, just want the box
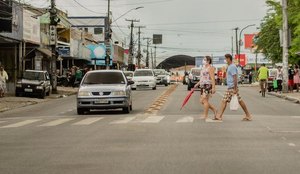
[131,69,157,90]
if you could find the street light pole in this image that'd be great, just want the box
[238,24,256,65]
[234,27,239,63]
[112,7,144,24]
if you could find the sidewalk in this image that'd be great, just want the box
[0,87,78,113]
[268,91,300,104]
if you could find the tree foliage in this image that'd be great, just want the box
[256,0,300,64]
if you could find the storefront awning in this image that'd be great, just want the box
[36,48,52,57]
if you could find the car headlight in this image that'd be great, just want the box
[16,83,22,88]
[112,91,126,96]
[36,86,43,90]
[78,91,91,97]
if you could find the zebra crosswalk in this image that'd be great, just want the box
[0,115,200,129]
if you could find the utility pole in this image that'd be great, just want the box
[282,0,289,93]
[105,0,111,70]
[136,26,145,68]
[151,48,153,69]
[126,19,139,71]
[154,45,157,68]
[234,27,239,65]
[143,37,152,68]
[231,36,234,56]
[49,0,59,92]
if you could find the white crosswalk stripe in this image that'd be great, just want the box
[141,116,164,123]
[73,117,104,125]
[1,119,41,128]
[176,117,194,123]
[39,118,74,127]
[110,117,136,124]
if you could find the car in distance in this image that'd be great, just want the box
[187,68,202,91]
[15,70,51,99]
[123,71,134,81]
[131,69,156,90]
[76,70,134,115]
[153,69,169,86]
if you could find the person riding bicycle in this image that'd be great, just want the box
[257,63,269,97]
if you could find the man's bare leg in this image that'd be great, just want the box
[215,100,227,120]
[238,100,252,120]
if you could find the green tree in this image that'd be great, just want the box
[256,0,300,64]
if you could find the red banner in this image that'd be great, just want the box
[244,34,256,49]
[235,54,247,67]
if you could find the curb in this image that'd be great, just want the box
[267,92,300,104]
[0,91,77,113]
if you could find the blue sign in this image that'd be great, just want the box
[195,56,226,67]
[86,44,114,66]
[58,47,70,57]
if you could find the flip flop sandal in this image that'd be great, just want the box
[242,117,252,121]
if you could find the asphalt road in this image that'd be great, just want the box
[0,84,300,174]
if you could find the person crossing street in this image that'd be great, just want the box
[214,54,252,121]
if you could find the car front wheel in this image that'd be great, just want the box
[122,106,130,114]
[77,108,88,115]
[39,91,46,99]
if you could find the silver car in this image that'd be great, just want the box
[77,70,134,115]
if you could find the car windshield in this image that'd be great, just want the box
[82,72,126,84]
[154,70,166,75]
[134,70,153,77]
[191,69,201,76]
[124,72,133,77]
[23,71,44,81]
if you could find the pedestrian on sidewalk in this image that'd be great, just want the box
[257,63,269,97]
[288,65,295,93]
[0,66,9,97]
[194,56,217,120]
[294,64,300,92]
[214,54,252,121]
[276,66,283,93]
[249,72,253,84]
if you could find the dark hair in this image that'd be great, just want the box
[205,56,212,64]
[262,63,265,66]
[225,54,233,61]
[295,65,299,69]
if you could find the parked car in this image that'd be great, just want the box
[76,70,134,115]
[123,71,134,81]
[131,69,156,90]
[153,69,169,86]
[15,70,52,99]
[187,68,202,91]
[267,68,278,92]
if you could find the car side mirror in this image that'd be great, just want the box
[128,80,134,85]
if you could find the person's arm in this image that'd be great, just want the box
[209,67,216,94]
[194,80,200,88]
[232,67,238,93]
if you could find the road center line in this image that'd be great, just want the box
[1,119,41,128]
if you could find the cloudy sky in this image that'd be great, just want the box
[26,0,268,63]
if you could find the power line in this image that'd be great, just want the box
[144,18,261,26]
[72,0,107,15]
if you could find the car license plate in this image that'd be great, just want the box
[25,88,33,92]
[94,99,109,104]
